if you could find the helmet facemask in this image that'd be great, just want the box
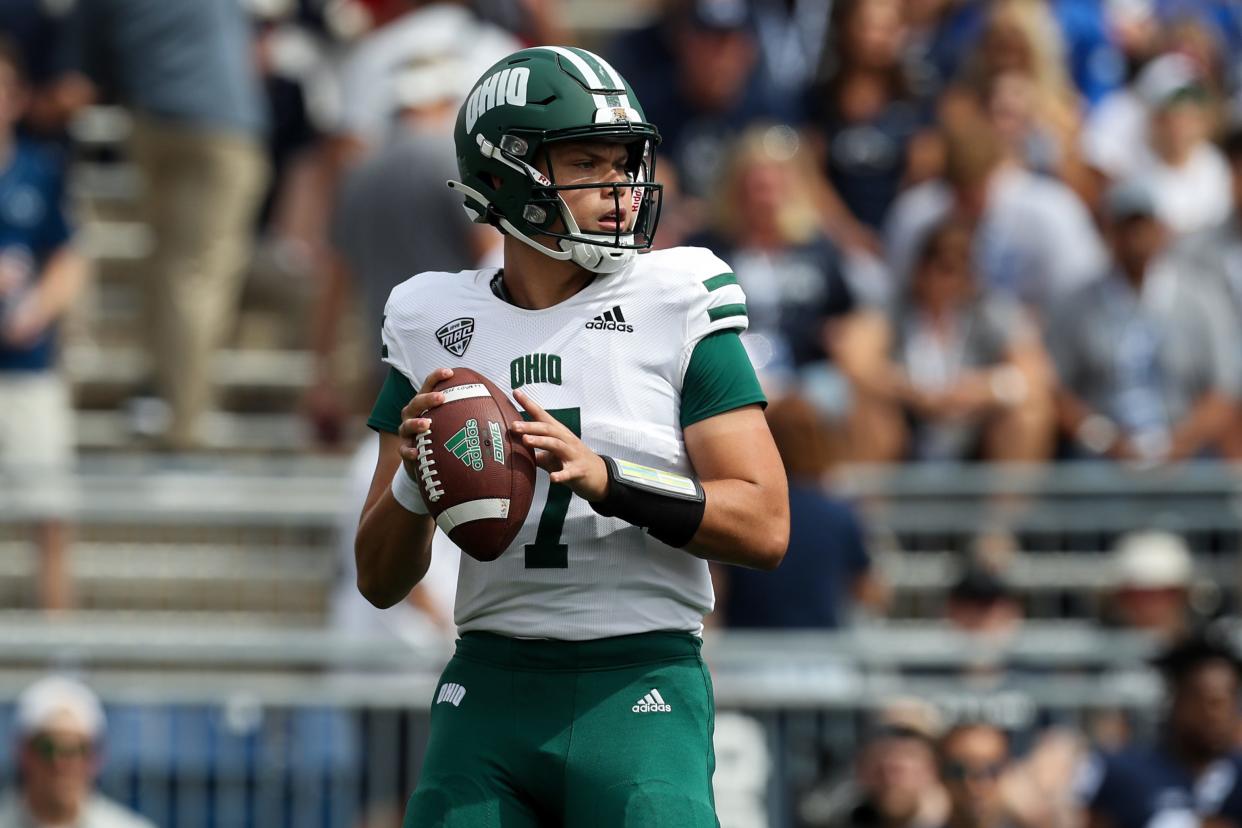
[522,137,663,273]
[450,131,664,274]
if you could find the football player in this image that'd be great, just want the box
[355,46,789,827]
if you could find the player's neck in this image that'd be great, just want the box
[501,236,596,310]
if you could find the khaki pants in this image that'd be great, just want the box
[131,117,269,449]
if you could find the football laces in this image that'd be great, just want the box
[415,431,444,502]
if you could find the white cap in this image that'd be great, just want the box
[391,52,469,112]
[1113,531,1193,589]
[15,676,105,739]
[1136,53,1205,109]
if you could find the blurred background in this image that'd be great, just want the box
[2,0,1242,826]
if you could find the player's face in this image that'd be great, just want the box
[543,141,638,236]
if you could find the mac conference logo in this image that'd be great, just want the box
[436,318,474,357]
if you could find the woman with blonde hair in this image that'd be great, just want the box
[691,124,857,391]
[954,0,1093,200]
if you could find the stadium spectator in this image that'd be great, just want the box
[954,0,1093,199]
[307,49,496,444]
[915,0,1125,109]
[716,392,886,629]
[61,0,270,451]
[799,701,949,828]
[324,1,518,155]
[884,115,1105,314]
[1106,530,1197,643]
[1082,51,1233,236]
[0,40,87,612]
[806,0,931,244]
[604,0,795,205]
[944,566,1024,640]
[0,0,85,136]
[837,219,1054,462]
[1129,57,1231,236]
[1167,125,1242,457]
[1077,629,1242,826]
[1047,179,1240,463]
[935,722,1022,828]
[0,676,154,828]
[690,124,856,388]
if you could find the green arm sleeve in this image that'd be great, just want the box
[680,330,767,429]
[366,367,417,434]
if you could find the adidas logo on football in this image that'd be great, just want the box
[632,688,671,713]
[585,306,633,333]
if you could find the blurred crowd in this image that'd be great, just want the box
[1,0,1242,825]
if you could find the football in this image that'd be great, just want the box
[414,368,535,561]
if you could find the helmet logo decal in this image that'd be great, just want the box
[465,66,530,133]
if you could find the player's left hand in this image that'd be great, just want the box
[511,388,609,502]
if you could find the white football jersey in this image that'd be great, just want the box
[380,246,751,640]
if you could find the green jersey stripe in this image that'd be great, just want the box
[703,272,738,292]
[707,303,748,322]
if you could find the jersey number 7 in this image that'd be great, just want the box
[519,407,580,569]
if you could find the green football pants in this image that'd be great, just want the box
[404,630,719,827]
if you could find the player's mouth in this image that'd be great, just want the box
[597,208,627,233]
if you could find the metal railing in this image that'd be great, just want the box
[0,623,1175,828]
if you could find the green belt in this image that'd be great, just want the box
[454,630,702,672]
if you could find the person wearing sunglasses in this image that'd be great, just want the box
[937,722,1022,828]
[0,676,153,828]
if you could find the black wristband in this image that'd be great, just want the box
[590,455,706,548]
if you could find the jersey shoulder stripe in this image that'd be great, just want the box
[631,246,750,340]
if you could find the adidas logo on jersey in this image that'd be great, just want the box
[436,682,466,707]
[632,688,671,713]
[585,306,633,332]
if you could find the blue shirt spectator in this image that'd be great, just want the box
[63,0,267,137]
[1081,747,1242,827]
[0,139,70,373]
[1079,631,1242,827]
[723,483,870,629]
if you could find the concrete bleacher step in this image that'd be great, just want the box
[0,541,338,615]
[72,410,334,453]
[65,346,315,392]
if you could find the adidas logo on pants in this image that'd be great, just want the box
[632,688,671,713]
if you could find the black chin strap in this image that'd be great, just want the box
[490,269,513,304]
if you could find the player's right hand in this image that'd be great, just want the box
[397,368,454,477]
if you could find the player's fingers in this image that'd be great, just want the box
[548,468,581,484]
[397,417,431,439]
[510,419,567,439]
[401,390,446,420]
[521,433,570,456]
[418,367,453,394]
[532,448,561,472]
[512,388,554,423]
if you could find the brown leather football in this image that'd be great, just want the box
[414,367,535,561]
